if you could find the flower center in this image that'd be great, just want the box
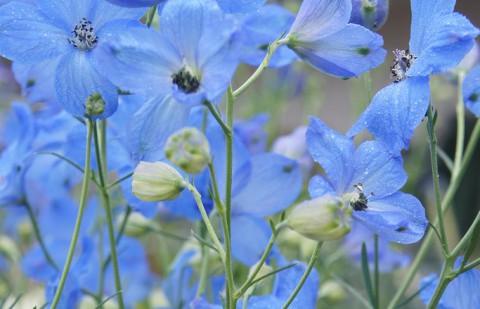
[345,183,375,211]
[68,18,98,51]
[172,68,200,94]
[389,49,417,83]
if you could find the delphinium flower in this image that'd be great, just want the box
[285,0,386,78]
[349,0,480,153]
[463,65,480,116]
[350,0,389,31]
[0,0,145,119]
[292,117,427,243]
[235,4,298,68]
[96,0,239,161]
[233,113,269,155]
[419,257,480,308]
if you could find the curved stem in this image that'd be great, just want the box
[94,120,125,309]
[50,119,93,309]
[282,241,323,309]
[387,120,480,309]
[24,201,59,271]
[196,224,210,298]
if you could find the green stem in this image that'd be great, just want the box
[453,71,466,174]
[24,201,59,271]
[460,257,480,273]
[427,106,449,256]
[426,259,455,309]
[208,162,225,215]
[106,172,132,190]
[50,119,93,309]
[203,101,230,135]
[374,234,379,309]
[451,211,480,257]
[281,241,323,309]
[94,120,125,309]
[233,37,289,98]
[387,120,480,309]
[184,181,226,260]
[196,224,210,298]
[101,206,132,273]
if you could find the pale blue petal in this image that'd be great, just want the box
[231,214,271,265]
[408,13,479,77]
[352,192,428,244]
[94,26,182,95]
[419,273,440,307]
[289,0,351,41]
[0,2,70,63]
[273,262,319,307]
[233,153,302,217]
[55,52,119,119]
[306,116,355,193]
[105,0,162,8]
[291,24,386,78]
[127,94,190,162]
[241,296,283,309]
[352,141,407,198]
[308,175,336,198]
[463,66,480,116]
[216,0,266,14]
[348,76,430,153]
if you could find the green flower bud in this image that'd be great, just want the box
[287,195,352,241]
[116,212,158,237]
[132,161,186,202]
[85,92,105,116]
[318,280,347,305]
[0,235,20,262]
[164,127,210,174]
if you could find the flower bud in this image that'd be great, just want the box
[164,127,210,174]
[85,92,105,116]
[287,195,352,241]
[318,280,347,305]
[117,212,158,237]
[246,261,274,295]
[132,161,186,202]
[350,0,389,31]
[0,235,20,262]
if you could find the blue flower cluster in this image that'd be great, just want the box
[0,0,478,308]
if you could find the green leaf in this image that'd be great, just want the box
[361,242,376,308]
[250,263,297,286]
[191,231,219,253]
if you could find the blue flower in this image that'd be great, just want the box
[419,257,480,308]
[286,0,386,78]
[349,0,479,153]
[105,0,163,7]
[350,0,389,31]
[96,0,238,161]
[307,116,428,243]
[463,66,480,116]
[0,0,145,118]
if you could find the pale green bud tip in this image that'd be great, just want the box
[85,92,105,116]
[287,195,352,242]
[164,127,210,174]
[132,161,186,202]
[117,212,157,237]
[318,280,347,305]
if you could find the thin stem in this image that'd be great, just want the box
[196,224,210,298]
[184,181,226,260]
[233,37,289,98]
[451,211,480,257]
[106,172,132,190]
[460,257,480,273]
[374,234,380,309]
[426,259,454,309]
[207,162,225,215]
[24,201,59,271]
[329,274,373,309]
[427,106,449,256]
[281,241,323,309]
[203,100,230,135]
[101,206,132,272]
[94,120,125,309]
[453,71,466,175]
[50,119,93,309]
[387,120,480,309]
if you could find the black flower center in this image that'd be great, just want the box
[68,18,98,51]
[172,68,200,94]
[349,183,375,211]
[390,49,417,83]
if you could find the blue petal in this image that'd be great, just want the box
[273,262,319,307]
[419,273,439,306]
[104,0,162,7]
[94,26,182,95]
[308,175,336,198]
[232,153,302,217]
[55,51,119,118]
[289,0,351,41]
[127,94,191,162]
[242,296,283,309]
[352,141,407,198]
[348,76,430,154]
[463,66,480,116]
[231,214,271,265]
[352,192,428,244]
[0,2,70,63]
[408,13,479,77]
[306,116,355,193]
[291,24,386,78]
[216,0,266,14]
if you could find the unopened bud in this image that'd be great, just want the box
[0,235,20,262]
[85,92,105,116]
[132,161,186,202]
[350,0,389,31]
[164,127,210,174]
[318,280,347,305]
[117,212,158,237]
[287,195,352,241]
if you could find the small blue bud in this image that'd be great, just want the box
[350,0,389,31]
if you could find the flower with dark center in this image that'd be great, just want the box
[390,49,417,82]
[171,68,200,94]
[68,18,98,51]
